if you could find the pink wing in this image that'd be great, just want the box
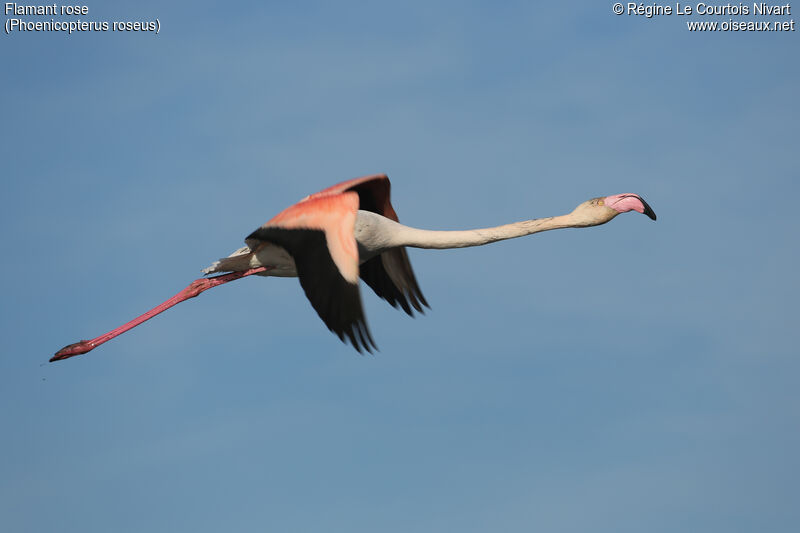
[255,193,361,283]
[247,192,375,352]
[307,174,428,316]
[246,174,427,352]
[302,174,397,220]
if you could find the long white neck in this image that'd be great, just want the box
[395,215,577,249]
[355,210,596,253]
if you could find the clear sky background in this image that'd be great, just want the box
[1,2,798,532]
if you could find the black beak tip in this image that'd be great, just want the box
[638,196,657,221]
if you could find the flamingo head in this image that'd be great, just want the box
[570,193,657,227]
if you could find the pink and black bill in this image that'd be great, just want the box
[607,193,657,221]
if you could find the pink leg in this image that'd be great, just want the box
[51,266,272,362]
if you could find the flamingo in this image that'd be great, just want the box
[52,174,656,361]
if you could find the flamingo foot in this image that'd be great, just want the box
[51,341,95,362]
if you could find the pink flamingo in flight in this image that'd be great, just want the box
[52,174,656,361]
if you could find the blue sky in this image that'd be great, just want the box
[2,2,798,531]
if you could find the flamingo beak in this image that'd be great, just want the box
[604,194,658,221]
[638,195,657,221]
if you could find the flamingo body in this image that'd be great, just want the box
[207,174,427,352]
